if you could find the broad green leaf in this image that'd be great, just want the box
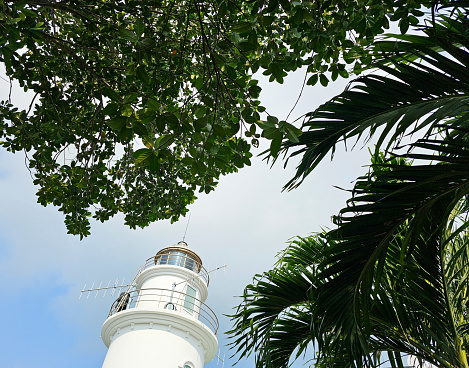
[136,66,150,84]
[147,99,160,112]
[307,74,318,86]
[132,148,152,165]
[319,74,329,86]
[134,19,145,38]
[232,22,251,34]
[142,136,153,148]
[238,41,258,52]
[119,28,138,42]
[105,116,127,130]
[102,87,121,102]
[154,134,174,149]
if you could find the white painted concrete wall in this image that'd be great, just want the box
[136,265,208,301]
[135,265,207,318]
[102,323,204,368]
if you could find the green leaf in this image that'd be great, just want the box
[132,148,152,165]
[136,66,150,84]
[193,78,204,91]
[134,19,145,38]
[232,22,251,34]
[270,132,282,156]
[133,122,148,137]
[123,92,138,104]
[147,155,160,172]
[102,88,121,102]
[238,41,258,52]
[213,125,226,138]
[195,107,206,119]
[319,74,329,86]
[118,127,133,143]
[248,85,262,98]
[342,39,355,49]
[307,74,318,86]
[261,16,275,27]
[121,104,133,117]
[266,0,280,13]
[119,28,138,42]
[285,123,302,143]
[147,99,160,112]
[399,18,409,34]
[105,116,127,130]
[181,156,193,165]
[102,103,119,116]
[213,53,226,66]
[154,134,174,149]
[142,136,153,148]
[125,62,136,76]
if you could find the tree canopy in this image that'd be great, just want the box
[1,0,431,237]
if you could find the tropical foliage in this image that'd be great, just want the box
[230,156,469,368]
[0,0,432,236]
[230,2,469,368]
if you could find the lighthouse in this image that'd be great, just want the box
[101,241,218,368]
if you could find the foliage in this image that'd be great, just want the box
[229,156,469,368]
[229,1,469,367]
[282,4,469,189]
[1,0,257,237]
[0,0,433,237]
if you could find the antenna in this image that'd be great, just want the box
[182,212,191,242]
[79,278,133,299]
[80,260,148,300]
[208,264,227,279]
[79,255,227,300]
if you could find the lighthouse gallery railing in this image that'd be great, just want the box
[107,288,219,335]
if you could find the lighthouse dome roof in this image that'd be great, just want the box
[154,241,203,272]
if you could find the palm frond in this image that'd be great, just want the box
[228,236,327,367]
[313,142,469,367]
[282,15,469,190]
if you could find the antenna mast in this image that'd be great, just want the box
[182,212,191,242]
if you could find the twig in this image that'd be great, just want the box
[26,92,39,116]
[285,68,308,122]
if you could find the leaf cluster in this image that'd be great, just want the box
[0,0,450,236]
[1,0,260,236]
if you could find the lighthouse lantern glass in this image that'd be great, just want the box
[156,250,198,272]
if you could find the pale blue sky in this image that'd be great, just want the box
[0,67,372,367]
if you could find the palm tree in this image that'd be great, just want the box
[229,159,469,368]
[230,3,469,368]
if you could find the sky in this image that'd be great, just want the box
[0,67,374,367]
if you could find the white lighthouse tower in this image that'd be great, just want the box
[101,241,218,368]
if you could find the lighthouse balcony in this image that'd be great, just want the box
[107,288,218,335]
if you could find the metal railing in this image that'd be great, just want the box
[139,255,210,285]
[108,288,218,335]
